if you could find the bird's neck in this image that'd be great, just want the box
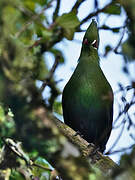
[79,47,99,65]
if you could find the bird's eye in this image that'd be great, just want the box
[83,38,89,45]
[91,40,98,49]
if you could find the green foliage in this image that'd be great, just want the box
[50,48,65,63]
[0,105,15,137]
[122,39,135,60]
[0,0,134,179]
[104,45,112,56]
[0,138,53,180]
[32,157,52,179]
[104,4,121,15]
[53,101,62,115]
[101,25,120,33]
[121,0,135,61]
[10,170,25,180]
[88,166,105,180]
[56,12,80,28]
[0,105,5,122]
[56,12,80,40]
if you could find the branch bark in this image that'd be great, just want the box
[34,106,118,179]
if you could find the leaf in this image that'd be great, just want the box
[32,157,52,180]
[4,138,31,164]
[0,105,5,122]
[101,25,120,33]
[122,40,135,61]
[112,27,120,33]
[8,108,14,117]
[10,170,25,180]
[50,48,65,63]
[42,30,53,40]
[56,12,80,40]
[64,28,75,40]
[37,58,48,80]
[56,12,80,29]
[24,0,36,11]
[104,4,121,15]
[105,45,112,56]
[53,101,62,115]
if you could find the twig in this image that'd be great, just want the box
[113,110,125,126]
[108,90,135,152]
[40,57,59,92]
[114,85,133,94]
[106,144,135,155]
[71,0,86,12]
[114,26,126,54]
[114,102,129,125]
[106,119,126,155]
[32,162,52,171]
[114,101,135,126]
[113,85,135,126]
[130,133,135,141]
[2,137,53,171]
[113,119,126,129]
[28,38,43,50]
[15,0,54,38]
[80,0,119,25]
[53,0,61,21]
[17,6,34,17]
[99,25,124,31]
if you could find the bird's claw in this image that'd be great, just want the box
[74,131,84,138]
[87,143,95,148]
[92,147,100,155]
[87,143,101,156]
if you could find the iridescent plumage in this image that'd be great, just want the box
[62,20,113,152]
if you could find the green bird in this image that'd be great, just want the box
[62,19,113,153]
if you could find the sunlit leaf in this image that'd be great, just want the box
[56,12,80,40]
[32,157,52,180]
[10,170,25,180]
[0,105,5,122]
[64,27,75,40]
[8,108,14,117]
[53,101,62,115]
[56,12,80,29]
[24,0,36,11]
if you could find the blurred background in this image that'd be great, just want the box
[0,0,135,179]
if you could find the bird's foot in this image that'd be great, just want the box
[87,143,95,148]
[88,146,101,163]
[90,147,100,156]
[88,144,101,157]
[74,131,84,138]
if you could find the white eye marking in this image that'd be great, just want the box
[91,39,98,49]
[91,40,96,45]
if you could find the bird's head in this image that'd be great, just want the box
[82,19,99,52]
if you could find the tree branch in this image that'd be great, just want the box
[15,0,54,38]
[40,56,59,92]
[80,0,119,25]
[35,106,118,178]
[53,0,61,21]
[71,0,86,13]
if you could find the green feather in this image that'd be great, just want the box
[62,19,113,152]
